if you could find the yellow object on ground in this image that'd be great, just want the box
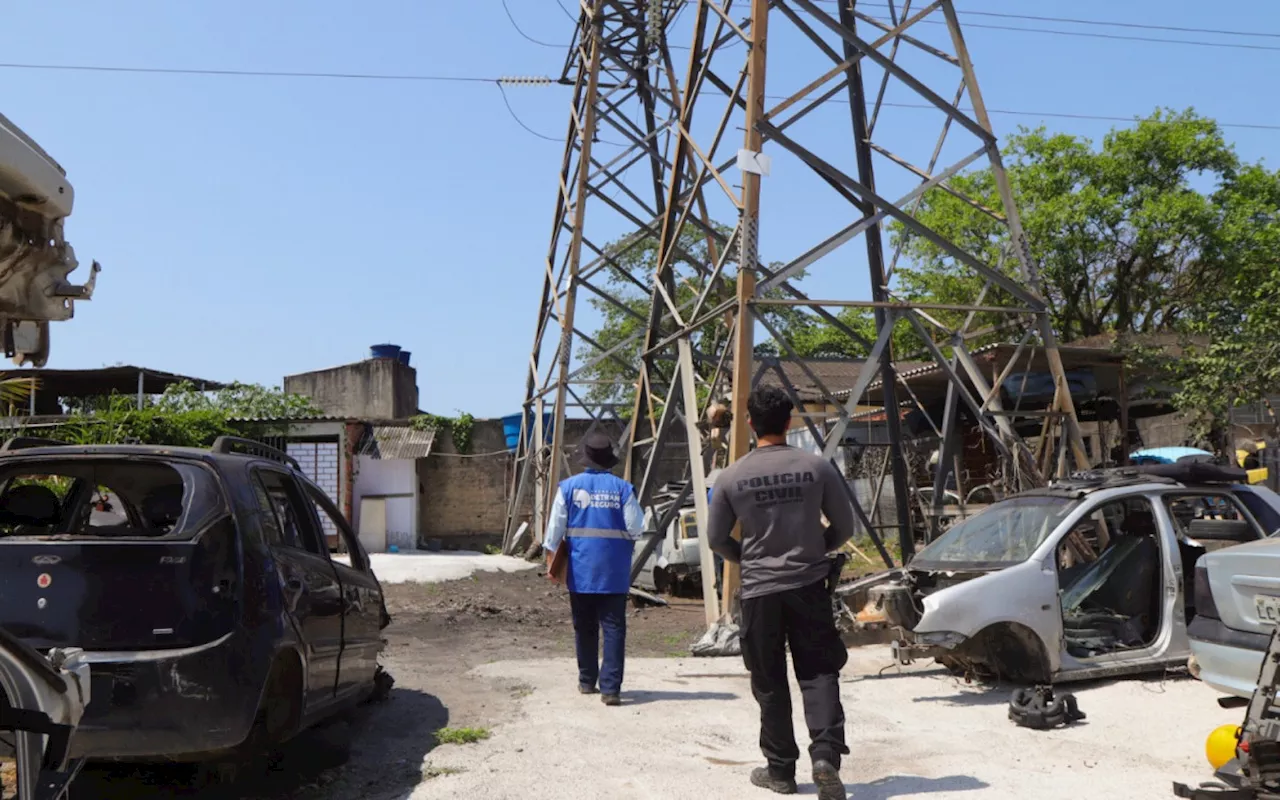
[1206,724,1241,770]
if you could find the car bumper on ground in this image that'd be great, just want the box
[1188,616,1269,699]
[70,632,260,760]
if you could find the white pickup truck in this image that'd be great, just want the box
[0,112,98,366]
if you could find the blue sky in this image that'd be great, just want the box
[2,1,1277,418]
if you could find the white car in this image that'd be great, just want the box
[1189,533,1280,698]
[869,464,1280,684]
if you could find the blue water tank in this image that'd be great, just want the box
[502,412,554,451]
[397,350,412,366]
[370,343,401,360]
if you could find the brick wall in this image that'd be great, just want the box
[418,419,512,547]
[417,417,689,549]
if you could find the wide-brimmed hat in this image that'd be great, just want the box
[579,432,619,470]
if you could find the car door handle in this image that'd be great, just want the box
[285,578,304,593]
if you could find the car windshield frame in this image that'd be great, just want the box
[0,455,228,541]
[911,494,1081,569]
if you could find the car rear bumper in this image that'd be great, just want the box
[69,632,261,760]
[1188,616,1269,699]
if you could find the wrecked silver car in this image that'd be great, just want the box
[866,464,1280,684]
[0,626,89,799]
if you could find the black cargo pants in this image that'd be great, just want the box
[739,577,849,778]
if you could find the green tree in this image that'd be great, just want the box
[1173,161,1280,442]
[885,107,1280,438]
[890,108,1244,344]
[579,222,814,410]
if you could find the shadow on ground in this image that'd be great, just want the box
[625,689,739,705]
[73,688,446,800]
[845,774,989,798]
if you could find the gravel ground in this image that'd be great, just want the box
[408,649,1241,800]
[72,567,708,799]
[63,567,1243,799]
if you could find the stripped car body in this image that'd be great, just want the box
[0,626,90,799]
[0,437,389,764]
[0,112,98,366]
[861,464,1280,684]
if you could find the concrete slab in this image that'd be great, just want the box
[334,551,537,585]
[408,645,1238,800]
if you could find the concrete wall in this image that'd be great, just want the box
[284,358,419,420]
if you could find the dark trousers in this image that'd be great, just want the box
[569,592,628,696]
[740,578,849,777]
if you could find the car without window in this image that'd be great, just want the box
[854,461,1280,684]
[0,436,390,770]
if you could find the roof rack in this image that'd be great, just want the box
[0,437,70,453]
[210,436,300,470]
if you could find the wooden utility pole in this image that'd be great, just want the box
[717,0,770,623]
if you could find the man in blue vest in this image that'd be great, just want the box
[544,432,644,706]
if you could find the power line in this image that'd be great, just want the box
[0,62,502,83]
[812,1,1280,52]
[502,0,566,48]
[0,61,1274,133]
[841,99,1280,131]
[946,20,1280,53]
[955,9,1280,40]
[823,1,1280,40]
[496,81,562,141]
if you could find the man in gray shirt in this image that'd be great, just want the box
[707,386,855,800]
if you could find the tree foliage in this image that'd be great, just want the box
[894,107,1280,438]
[579,222,813,410]
[43,382,321,447]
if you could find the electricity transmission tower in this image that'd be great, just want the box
[505,0,1090,628]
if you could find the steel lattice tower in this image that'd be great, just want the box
[505,0,1090,628]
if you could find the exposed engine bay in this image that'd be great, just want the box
[0,112,99,367]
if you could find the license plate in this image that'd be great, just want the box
[1255,594,1280,625]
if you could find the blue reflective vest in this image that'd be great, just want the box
[561,470,635,595]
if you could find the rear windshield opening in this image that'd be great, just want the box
[0,459,224,540]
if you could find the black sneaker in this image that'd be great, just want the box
[749,767,797,795]
[578,684,599,695]
[601,694,621,706]
[812,760,846,800]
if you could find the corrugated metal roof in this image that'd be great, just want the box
[358,424,437,460]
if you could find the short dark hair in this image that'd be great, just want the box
[747,386,794,437]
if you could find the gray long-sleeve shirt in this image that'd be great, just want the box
[706,444,857,600]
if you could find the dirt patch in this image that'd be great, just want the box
[70,567,711,799]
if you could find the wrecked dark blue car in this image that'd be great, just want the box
[0,436,389,763]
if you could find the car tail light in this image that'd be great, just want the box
[1195,564,1221,620]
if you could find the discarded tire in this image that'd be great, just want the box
[1008,685,1086,730]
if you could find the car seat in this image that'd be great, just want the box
[1091,511,1162,638]
[141,483,185,532]
[0,484,62,530]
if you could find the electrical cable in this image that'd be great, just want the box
[955,8,1280,40]
[0,62,500,83]
[933,20,1280,53]
[824,1,1280,40]
[502,0,567,48]
[771,96,1280,131]
[2,62,1275,132]
[496,81,563,141]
